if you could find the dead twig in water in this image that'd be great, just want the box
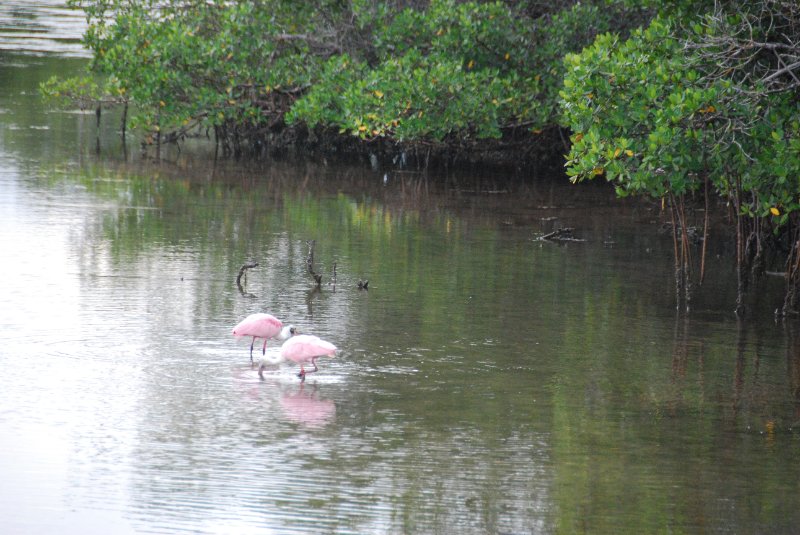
[236,261,259,297]
[306,240,322,286]
[539,228,586,243]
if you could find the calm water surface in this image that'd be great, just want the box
[2,5,800,534]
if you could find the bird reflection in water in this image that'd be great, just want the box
[279,383,336,428]
[240,373,336,428]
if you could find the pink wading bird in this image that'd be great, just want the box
[232,313,295,364]
[259,334,337,381]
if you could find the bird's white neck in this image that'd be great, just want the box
[278,325,296,341]
[258,325,294,372]
[260,352,285,366]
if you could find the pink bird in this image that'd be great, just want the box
[259,334,337,381]
[232,313,295,364]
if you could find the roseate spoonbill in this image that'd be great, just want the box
[232,313,295,364]
[259,334,337,381]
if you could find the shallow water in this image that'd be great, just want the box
[2,5,800,534]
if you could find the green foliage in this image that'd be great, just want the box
[289,1,534,142]
[741,106,800,222]
[56,0,643,148]
[560,19,709,198]
[64,0,338,137]
[559,10,800,226]
[39,74,106,109]
[288,50,514,142]
[289,0,634,143]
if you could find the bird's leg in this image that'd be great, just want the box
[249,337,256,364]
[298,365,306,381]
[258,363,266,380]
[301,358,320,378]
[262,338,268,355]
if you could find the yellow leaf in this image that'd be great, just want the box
[373,90,384,98]
[467,59,474,69]
[358,125,367,132]
[159,100,166,107]
[533,129,543,135]
[574,133,584,142]
[625,149,634,157]
[436,28,444,36]
[770,207,781,216]
[592,166,604,176]
[614,148,621,158]
[504,53,510,61]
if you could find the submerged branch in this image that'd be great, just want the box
[306,240,322,286]
[236,261,259,296]
[539,227,586,243]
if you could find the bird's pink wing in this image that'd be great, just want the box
[282,335,337,361]
[232,313,282,338]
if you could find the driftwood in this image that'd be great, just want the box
[540,227,586,243]
[306,240,322,286]
[307,240,369,290]
[236,261,259,297]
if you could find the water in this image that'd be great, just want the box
[2,4,800,534]
[0,1,87,58]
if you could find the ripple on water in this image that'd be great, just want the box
[0,1,89,58]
